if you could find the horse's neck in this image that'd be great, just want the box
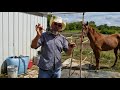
[87,27,99,42]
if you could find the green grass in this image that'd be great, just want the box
[61,30,81,37]
[101,51,115,60]
[63,30,81,33]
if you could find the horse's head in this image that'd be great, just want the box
[82,21,89,36]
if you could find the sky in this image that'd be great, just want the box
[53,12,120,26]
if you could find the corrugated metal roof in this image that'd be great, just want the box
[23,12,84,16]
[22,12,48,16]
[50,12,84,15]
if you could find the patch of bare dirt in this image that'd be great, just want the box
[61,58,120,78]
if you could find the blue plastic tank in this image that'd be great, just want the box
[6,56,30,75]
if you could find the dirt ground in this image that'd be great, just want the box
[1,58,120,78]
[0,65,39,78]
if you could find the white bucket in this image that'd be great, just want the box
[7,65,18,78]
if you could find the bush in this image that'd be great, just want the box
[117,31,120,34]
[100,29,116,34]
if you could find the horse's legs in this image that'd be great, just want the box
[119,47,120,59]
[111,47,119,67]
[93,50,100,70]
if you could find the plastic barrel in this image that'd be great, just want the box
[6,56,29,75]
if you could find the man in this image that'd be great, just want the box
[31,16,76,78]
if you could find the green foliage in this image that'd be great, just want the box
[117,30,120,34]
[68,23,77,30]
[97,24,109,30]
[100,29,116,34]
[64,21,82,30]
[89,21,96,28]
[47,14,52,27]
[97,24,120,34]
[65,23,69,30]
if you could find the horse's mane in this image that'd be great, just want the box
[88,25,101,35]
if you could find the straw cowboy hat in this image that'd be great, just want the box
[50,16,66,31]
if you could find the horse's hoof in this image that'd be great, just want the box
[95,70,99,73]
[111,66,116,70]
[95,67,100,70]
[111,65,115,68]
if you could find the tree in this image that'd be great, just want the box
[69,22,76,30]
[97,25,105,30]
[47,14,52,27]
[65,23,69,30]
[89,21,96,28]
[75,21,82,30]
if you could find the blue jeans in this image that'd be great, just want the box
[38,68,61,78]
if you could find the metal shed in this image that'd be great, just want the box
[0,12,48,74]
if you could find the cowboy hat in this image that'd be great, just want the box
[49,16,66,31]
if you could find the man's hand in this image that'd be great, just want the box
[66,42,76,56]
[68,43,76,49]
[35,23,43,36]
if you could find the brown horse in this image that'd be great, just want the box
[83,22,120,69]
